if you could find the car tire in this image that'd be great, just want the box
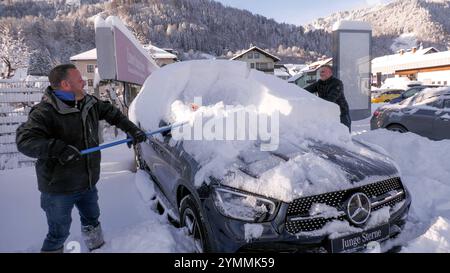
[180,195,210,253]
[387,124,408,133]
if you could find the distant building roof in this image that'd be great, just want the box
[288,72,304,83]
[70,48,97,61]
[144,45,178,60]
[287,58,332,83]
[372,49,450,74]
[231,46,281,62]
[307,57,333,71]
[274,68,291,78]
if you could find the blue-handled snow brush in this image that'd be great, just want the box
[80,121,188,155]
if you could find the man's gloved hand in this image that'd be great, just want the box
[58,145,81,165]
[127,128,147,148]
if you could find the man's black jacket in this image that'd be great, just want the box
[304,77,350,116]
[16,87,140,194]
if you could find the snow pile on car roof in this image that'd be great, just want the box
[129,60,386,201]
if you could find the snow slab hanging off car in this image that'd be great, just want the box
[129,60,400,203]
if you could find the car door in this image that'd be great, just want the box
[433,99,450,140]
[151,134,187,206]
[399,95,435,137]
[139,122,182,206]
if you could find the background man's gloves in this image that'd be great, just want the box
[58,145,81,165]
[127,128,147,147]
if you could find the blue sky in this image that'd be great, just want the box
[216,0,392,25]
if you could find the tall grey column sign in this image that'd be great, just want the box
[333,21,372,121]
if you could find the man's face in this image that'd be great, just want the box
[60,69,85,96]
[319,67,333,81]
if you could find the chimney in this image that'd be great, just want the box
[398,49,405,55]
[412,47,417,53]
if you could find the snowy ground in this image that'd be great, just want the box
[0,140,194,253]
[1,107,449,253]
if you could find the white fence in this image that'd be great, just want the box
[0,81,48,169]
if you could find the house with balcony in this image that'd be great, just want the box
[231,46,281,74]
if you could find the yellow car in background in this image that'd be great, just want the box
[371,89,404,103]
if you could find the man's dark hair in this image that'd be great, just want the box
[48,64,77,89]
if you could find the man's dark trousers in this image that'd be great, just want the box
[40,187,100,252]
[340,113,352,132]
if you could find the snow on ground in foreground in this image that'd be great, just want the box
[355,130,450,252]
[401,217,450,253]
[0,144,193,253]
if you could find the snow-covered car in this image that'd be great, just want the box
[389,85,444,104]
[371,87,450,140]
[129,60,411,253]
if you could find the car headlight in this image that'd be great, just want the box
[212,187,278,222]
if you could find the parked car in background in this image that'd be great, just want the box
[371,89,391,99]
[371,89,404,103]
[371,87,450,140]
[389,85,444,104]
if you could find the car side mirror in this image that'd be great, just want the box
[159,120,172,138]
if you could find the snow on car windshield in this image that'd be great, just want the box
[129,60,394,202]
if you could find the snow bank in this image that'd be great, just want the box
[356,130,450,251]
[356,130,450,218]
[380,77,421,90]
[401,217,450,253]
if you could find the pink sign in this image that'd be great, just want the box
[114,26,156,85]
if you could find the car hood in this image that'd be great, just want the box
[220,139,400,202]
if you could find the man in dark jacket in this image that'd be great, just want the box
[16,64,147,252]
[304,65,351,131]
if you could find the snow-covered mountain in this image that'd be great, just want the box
[306,0,450,56]
[1,0,450,76]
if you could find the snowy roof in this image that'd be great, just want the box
[372,50,450,74]
[332,20,372,31]
[231,46,281,62]
[287,58,332,82]
[144,45,178,60]
[308,58,333,71]
[70,48,97,61]
[274,68,291,77]
[287,72,304,83]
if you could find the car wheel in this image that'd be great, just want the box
[387,124,408,133]
[180,195,210,253]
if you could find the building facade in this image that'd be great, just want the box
[288,58,333,88]
[372,47,449,87]
[69,48,97,94]
[231,46,281,74]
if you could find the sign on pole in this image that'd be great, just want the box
[94,16,158,86]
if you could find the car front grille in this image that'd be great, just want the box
[285,177,405,234]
